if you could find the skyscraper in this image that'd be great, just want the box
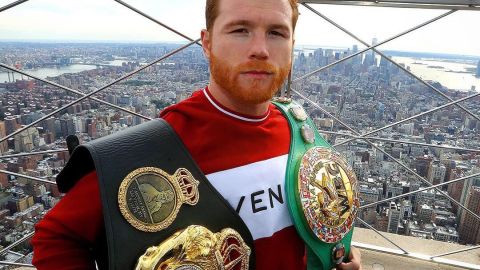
[459,186,480,244]
[458,167,480,219]
[60,115,76,138]
[476,60,480,77]
[370,37,378,66]
[387,202,401,233]
[3,116,17,135]
[0,121,8,154]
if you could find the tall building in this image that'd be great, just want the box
[459,186,480,244]
[447,168,465,214]
[427,161,446,185]
[476,60,480,77]
[13,127,39,153]
[60,116,76,138]
[0,163,9,188]
[7,195,34,214]
[457,167,480,219]
[0,121,8,154]
[3,116,17,135]
[414,156,433,178]
[313,48,324,66]
[368,37,378,67]
[352,44,358,54]
[379,55,390,69]
[399,200,412,219]
[388,202,401,233]
[417,203,434,222]
[42,117,56,134]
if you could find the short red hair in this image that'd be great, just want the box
[205,0,299,31]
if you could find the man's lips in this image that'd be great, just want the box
[241,70,274,78]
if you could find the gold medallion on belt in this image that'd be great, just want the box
[298,147,359,243]
[118,167,200,232]
[135,225,251,270]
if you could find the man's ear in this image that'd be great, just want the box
[201,29,211,60]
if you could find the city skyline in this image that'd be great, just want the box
[0,1,480,267]
[0,32,479,267]
[1,0,480,56]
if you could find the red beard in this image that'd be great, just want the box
[210,53,291,104]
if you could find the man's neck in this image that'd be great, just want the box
[207,81,270,117]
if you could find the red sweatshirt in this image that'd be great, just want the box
[32,88,305,269]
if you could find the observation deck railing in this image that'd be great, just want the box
[0,0,479,269]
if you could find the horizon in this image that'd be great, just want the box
[1,39,480,60]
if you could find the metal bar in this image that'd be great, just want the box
[0,169,56,185]
[292,9,456,83]
[0,149,68,159]
[0,0,29,13]
[0,231,34,256]
[431,245,480,259]
[8,250,24,257]
[113,0,202,46]
[0,261,34,267]
[360,172,480,209]
[0,63,152,121]
[302,4,480,124]
[333,91,480,148]
[0,39,199,144]
[318,130,480,153]
[356,217,409,254]
[298,0,480,10]
[293,88,480,221]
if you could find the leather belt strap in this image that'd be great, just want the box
[57,119,255,270]
[273,99,355,270]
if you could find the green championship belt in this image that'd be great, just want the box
[273,98,360,270]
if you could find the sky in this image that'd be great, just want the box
[0,0,479,56]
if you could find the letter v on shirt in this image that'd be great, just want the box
[207,154,293,240]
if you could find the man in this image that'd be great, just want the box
[32,0,361,269]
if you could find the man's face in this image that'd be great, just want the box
[202,0,294,105]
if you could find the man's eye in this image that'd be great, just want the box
[231,28,248,34]
[269,31,285,37]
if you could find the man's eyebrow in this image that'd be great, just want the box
[223,20,291,31]
[269,24,291,32]
[223,20,253,29]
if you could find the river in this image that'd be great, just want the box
[0,60,128,83]
[1,57,479,92]
[391,57,479,91]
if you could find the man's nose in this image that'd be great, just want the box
[248,33,269,60]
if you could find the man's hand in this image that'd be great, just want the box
[336,246,362,270]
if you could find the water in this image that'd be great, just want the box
[2,56,479,92]
[0,64,98,83]
[392,57,480,91]
[0,59,144,83]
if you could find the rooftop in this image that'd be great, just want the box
[353,228,480,269]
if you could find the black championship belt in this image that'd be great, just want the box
[57,119,255,270]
